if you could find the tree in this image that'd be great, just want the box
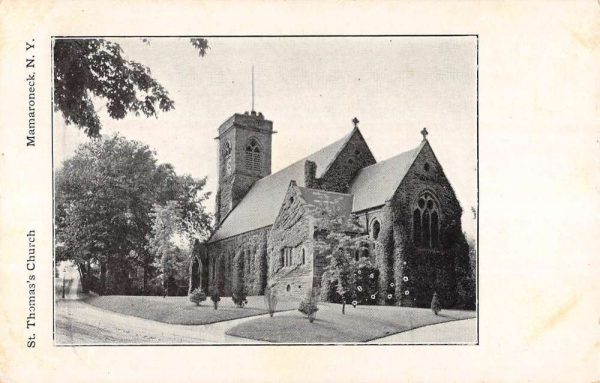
[210,287,221,310]
[53,38,208,137]
[189,288,207,306]
[431,291,442,315]
[298,288,319,323]
[56,134,158,293]
[147,201,193,296]
[55,134,212,294]
[315,207,375,314]
[232,251,248,308]
[263,284,278,317]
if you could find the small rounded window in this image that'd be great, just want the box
[424,163,430,172]
[290,196,294,204]
[286,284,291,292]
[347,158,354,165]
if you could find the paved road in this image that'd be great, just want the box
[55,263,476,345]
[56,299,271,344]
[55,267,268,344]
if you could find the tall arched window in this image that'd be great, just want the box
[371,219,381,240]
[413,191,441,249]
[245,138,261,171]
[431,211,439,246]
[413,209,421,244]
[422,210,431,248]
[222,140,232,157]
[222,141,232,175]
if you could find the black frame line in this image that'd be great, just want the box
[51,34,479,347]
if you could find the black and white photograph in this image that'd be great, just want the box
[2,1,599,382]
[53,36,478,345]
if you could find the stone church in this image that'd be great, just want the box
[190,111,474,309]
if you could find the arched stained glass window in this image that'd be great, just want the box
[422,210,431,248]
[413,191,441,249]
[413,209,421,244]
[431,211,439,247]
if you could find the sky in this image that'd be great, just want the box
[54,36,477,238]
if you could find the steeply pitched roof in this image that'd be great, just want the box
[209,129,357,242]
[349,141,425,212]
[298,187,354,216]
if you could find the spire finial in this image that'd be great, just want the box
[251,65,255,112]
[421,127,428,140]
[352,117,359,128]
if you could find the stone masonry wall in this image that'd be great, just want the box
[207,226,270,296]
[267,184,314,301]
[315,129,376,193]
[388,141,472,308]
[215,113,273,225]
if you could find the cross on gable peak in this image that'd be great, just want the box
[421,127,429,140]
[352,117,360,128]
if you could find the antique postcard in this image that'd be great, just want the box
[0,1,598,382]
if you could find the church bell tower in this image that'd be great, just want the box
[215,111,274,225]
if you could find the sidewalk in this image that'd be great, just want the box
[55,270,270,344]
[367,317,477,344]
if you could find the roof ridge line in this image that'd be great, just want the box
[298,186,353,197]
[384,139,427,197]
[246,128,355,188]
[359,141,424,170]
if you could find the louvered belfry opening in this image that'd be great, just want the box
[245,138,261,171]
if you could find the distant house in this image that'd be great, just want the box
[189,111,474,308]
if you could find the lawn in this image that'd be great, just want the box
[84,295,299,325]
[226,303,476,343]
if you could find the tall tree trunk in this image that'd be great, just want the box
[100,262,107,295]
[342,299,346,315]
[87,261,93,292]
[143,266,147,295]
[77,263,89,293]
